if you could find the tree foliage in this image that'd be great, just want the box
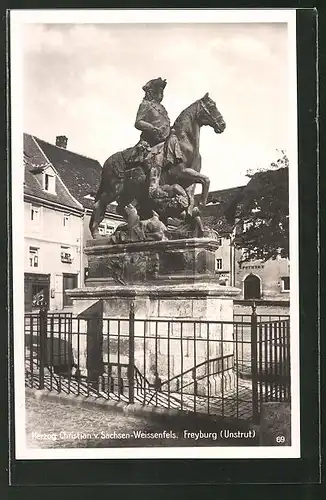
[224,151,289,263]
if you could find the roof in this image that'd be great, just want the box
[196,186,246,235]
[23,133,82,211]
[33,136,105,211]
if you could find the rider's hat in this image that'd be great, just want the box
[142,77,167,93]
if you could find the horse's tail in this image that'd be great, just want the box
[94,151,127,202]
[94,177,105,202]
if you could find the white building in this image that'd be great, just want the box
[24,133,122,311]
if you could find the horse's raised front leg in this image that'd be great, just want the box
[170,165,210,208]
[89,192,115,239]
[197,172,210,207]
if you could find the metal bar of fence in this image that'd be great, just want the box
[160,354,234,387]
[29,316,34,387]
[272,322,277,401]
[59,315,63,394]
[286,320,290,400]
[258,323,263,409]
[241,317,244,372]
[279,321,284,401]
[277,321,282,401]
[167,321,170,409]
[143,320,147,403]
[264,324,268,403]
[117,321,122,396]
[38,305,48,390]
[180,322,183,411]
[282,321,286,400]
[155,321,158,406]
[268,322,273,401]
[63,315,68,393]
[234,323,239,419]
[274,322,279,401]
[283,321,286,400]
[193,322,197,413]
[68,316,72,395]
[77,318,80,396]
[274,322,278,400]
[87,319,90,398]
[221,323,224,417]
[50,314,54,392]
[128,302,135,404]
[207,323,210,415]
[107,319,111,395]
[251,303,259,422]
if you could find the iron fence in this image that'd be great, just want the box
[25,303,290,423]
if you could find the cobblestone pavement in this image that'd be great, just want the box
[26,367,254,421]
[25,392,258,449]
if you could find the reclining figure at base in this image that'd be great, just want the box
[108,204,168,244]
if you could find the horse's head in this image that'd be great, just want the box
[197,93,226,134]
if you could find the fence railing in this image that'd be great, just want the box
[25,303,290,422]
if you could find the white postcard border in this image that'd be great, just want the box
[10,8,300,460]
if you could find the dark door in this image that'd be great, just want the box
[24,273,50,312]
[63,274,78,307]
[244,274,261,300]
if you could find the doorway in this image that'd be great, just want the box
[63,273,78,307]
[24,273,50,312]
[244,274,261,300]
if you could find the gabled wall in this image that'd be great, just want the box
[234,250,290,300]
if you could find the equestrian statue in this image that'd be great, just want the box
[89,77,226,240]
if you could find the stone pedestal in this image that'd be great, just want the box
[84,237,221,285]
[67,238,241,398]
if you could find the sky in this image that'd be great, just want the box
[22,22,291,190]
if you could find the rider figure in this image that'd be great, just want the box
[132,77,184,169]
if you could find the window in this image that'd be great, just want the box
[43,172,56,193]
[30,205,40,222]
[281,276,290,292]
[216,238,222,246]
[63,214,70,227]
[61,246,72,263]
[29,247,39,267]
[98,222,115,235]
[216,258,223,270]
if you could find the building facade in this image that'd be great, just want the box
[24,133,123,311]
[234,254,290,301]
[202,188,290,301]
[24,133,84,311]
[33,135,123,288]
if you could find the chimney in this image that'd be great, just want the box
[55,135,68,149]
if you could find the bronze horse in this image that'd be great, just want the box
[89,93,226,238]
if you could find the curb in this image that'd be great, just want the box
[25,387,259,432]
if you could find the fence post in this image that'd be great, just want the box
[128,301,135,404]
[39,303,48,390]
[85,300,104,384]
[251,301,259,422]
